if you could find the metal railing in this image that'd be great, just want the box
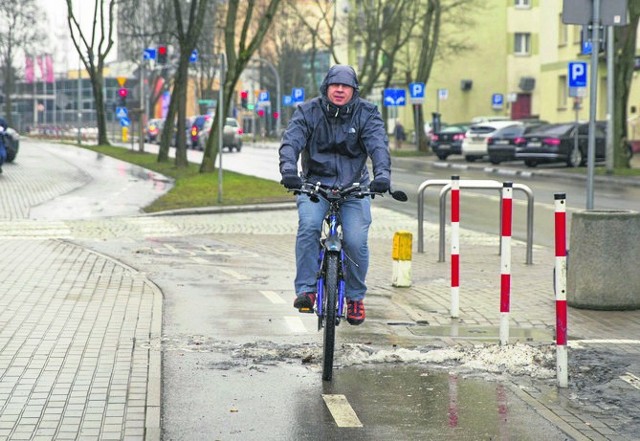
[417,178,534,264]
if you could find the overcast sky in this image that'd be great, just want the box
[38,0,117,73]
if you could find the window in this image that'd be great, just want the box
[558,75,568,110]
[515,0,531,7]
[573,25,582,44]
[558,14,568,46]
[514,33,531,55]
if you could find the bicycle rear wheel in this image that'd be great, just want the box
[322,253,339,381]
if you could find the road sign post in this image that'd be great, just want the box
[409,83,425,149]
[563,0,628,209]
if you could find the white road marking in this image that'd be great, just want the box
[284,316,307,333]
[190,257,211,264]
[322,394,363,428]
[620,372,640,390]
[218,268,249,280]
[569,339,640,347]
[260,290,286,304]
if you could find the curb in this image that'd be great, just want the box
[145,201,296,217]
[406,156,640,188]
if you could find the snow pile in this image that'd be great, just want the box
[216,340,557,380]
[337,343,556,379]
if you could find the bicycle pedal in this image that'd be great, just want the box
[298,307,315,314]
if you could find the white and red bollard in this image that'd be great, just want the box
[554,193,569,388]
[499,182,513,345]
[450,176,460,318]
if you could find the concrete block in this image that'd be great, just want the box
[567,209,640,310]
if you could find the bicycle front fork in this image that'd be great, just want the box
[315,249,346,321]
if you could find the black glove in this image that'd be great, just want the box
[281,175,303,190]
[369,178,390,193]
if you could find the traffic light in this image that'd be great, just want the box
[257,108,265,117]
[118,88,128,106]
[240,90,248,109]
[158,45,168,65]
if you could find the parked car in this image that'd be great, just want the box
[461,120,521,162]
[470,115,511,124]
[198,116,243,152]
[169,118,194,147]
[145,118,164,143]
[519,122,607,168]
[486,121,549,165]
[190,114,212,149]
[430,123,470,160]
[3,127,20,163]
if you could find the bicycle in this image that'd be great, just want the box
[293,182,408,381]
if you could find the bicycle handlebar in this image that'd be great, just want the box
[292,182,408,203]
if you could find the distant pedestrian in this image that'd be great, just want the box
[0,117,7,173]
[393,121,406,150]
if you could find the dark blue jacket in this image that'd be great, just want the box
[279,68,391,188]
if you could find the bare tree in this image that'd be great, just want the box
[65,0,117,145]
[0,0,45,127]
[157,0,210,167]
[201,0,283,173]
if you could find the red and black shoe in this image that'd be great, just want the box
[293,292,316,313]
[347,299,365,325]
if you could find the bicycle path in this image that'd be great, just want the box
[0,139,639,439]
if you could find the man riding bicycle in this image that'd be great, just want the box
[279,64,392,325]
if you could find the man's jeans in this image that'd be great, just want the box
[294,193,372,301]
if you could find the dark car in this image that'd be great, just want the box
[430,124,469,160]
[190,114,212,149]
[486,122,548,165]
[519,122,606,168]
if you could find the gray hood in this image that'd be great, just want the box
[319,65,360,96]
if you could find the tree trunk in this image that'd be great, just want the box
[614,6,640,168]
[89,69,109,146]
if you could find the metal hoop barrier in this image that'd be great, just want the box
[554,193,569,388]
[499,183,513,345]
[416,179,535,265]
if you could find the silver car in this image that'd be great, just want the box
[198,117,243,152]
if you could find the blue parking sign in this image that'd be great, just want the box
[409,82,425,103]
[292,88,305,103]
[259,91,270,102]
[568,62,587,88]
[491,93,504,109]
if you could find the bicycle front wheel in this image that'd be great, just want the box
[322,252,339,381]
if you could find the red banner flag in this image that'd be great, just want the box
[25,56,34,84]
[45,54,54,83]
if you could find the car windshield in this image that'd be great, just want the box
[469,125,501,135]
[440,125,467,133]
[493,125,525,137]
